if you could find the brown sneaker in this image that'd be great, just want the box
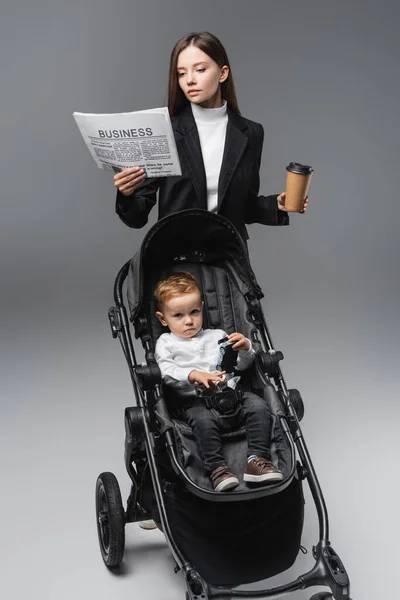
[211,466,239,492]
[244,456,284,484]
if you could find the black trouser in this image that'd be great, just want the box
[181,392,272,473]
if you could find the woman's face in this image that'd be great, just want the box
[177,45,229,109]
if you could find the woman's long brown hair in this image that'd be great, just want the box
[168,32,240,118]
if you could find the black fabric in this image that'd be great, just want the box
[126,209,264,321]
[116,104,289,241]
[170,408,293,492]
[164,474,304,586]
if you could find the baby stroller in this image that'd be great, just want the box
[95,209,351,600]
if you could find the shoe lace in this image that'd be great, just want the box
[252,457,272,469]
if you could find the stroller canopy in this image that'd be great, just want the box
[127,209,264,320]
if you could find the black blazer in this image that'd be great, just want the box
[116,104,289,240]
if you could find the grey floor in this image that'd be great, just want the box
[2,294,398,600]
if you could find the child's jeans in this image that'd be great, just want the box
[181,392,272,473]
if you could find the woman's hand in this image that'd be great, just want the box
[277,192,309,213]
[113,167,147,196]
[228,333,250,351]
[188,370,226,388]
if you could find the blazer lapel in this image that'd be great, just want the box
[173,106,207,209]
[217,109,248,210]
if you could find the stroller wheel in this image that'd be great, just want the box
[309,593,333,600]
[288,388,304,422]
[95,472,125,568]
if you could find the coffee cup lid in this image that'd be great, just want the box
[286,162,313,175]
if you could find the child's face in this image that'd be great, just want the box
[156,291,203,339]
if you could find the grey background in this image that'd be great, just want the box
[1,1,399,599]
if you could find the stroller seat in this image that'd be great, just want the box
[141,259,295,495]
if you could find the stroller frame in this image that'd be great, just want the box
[97,211,352,600]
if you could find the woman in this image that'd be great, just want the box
[115,32,308,531]
[114,31,308,241]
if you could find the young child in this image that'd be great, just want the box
[154,272,283,492]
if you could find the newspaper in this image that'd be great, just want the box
[73,107,181,177]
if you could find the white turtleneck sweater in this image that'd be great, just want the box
[191,101,228,213]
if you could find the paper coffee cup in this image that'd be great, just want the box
[285,162,313,212]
